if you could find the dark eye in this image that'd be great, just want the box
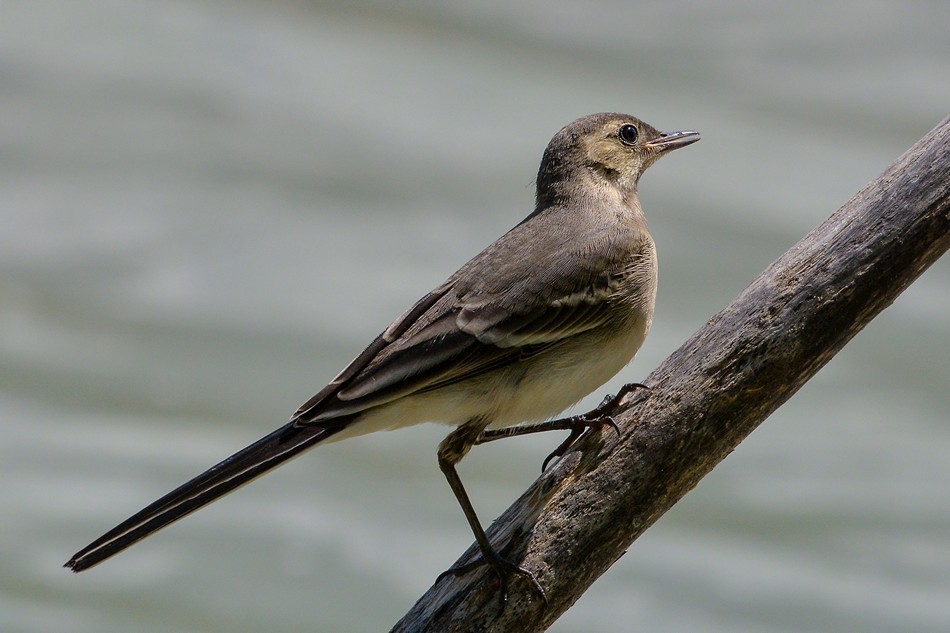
[618,124,639,146]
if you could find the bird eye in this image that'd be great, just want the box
[618,124,639,146]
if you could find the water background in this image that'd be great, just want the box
[2,1,949,632]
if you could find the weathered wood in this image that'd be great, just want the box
[391,117,950,633]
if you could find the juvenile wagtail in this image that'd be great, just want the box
[66,112,699,601]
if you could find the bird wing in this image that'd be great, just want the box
[294,220,644,423]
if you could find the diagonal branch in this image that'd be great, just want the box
[391,116,950,633]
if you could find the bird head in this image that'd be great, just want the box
[536,113,700,208]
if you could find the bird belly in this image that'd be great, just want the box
[327,312,650,442]
[484,315,649,428]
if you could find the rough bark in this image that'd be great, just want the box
[391,116,950,633]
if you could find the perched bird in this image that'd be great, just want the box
[66,113,699,601]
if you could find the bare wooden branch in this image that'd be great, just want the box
[391,117,950,633]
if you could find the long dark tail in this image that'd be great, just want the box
[65,420,346,572]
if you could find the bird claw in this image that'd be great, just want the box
[436,549,547,614]
[540,414,620,471]
[541,382,650,471]
[596,382,650,412]
[541,428,584,471]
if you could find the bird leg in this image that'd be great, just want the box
[476,382,650,470]
[435,420,546,610]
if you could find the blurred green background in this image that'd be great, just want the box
[2,1,948,632]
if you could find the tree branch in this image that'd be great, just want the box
[391,116,950,633]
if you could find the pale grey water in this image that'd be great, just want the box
[2,1,949,632]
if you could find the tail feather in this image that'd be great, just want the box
[65,420,345,572]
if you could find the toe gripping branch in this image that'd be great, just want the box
[475,381,651,471]
[539,382,650,470]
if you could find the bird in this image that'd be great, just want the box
[65,112,699,602]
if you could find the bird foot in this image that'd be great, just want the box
[436,547,547,614]
[541,382,651,471]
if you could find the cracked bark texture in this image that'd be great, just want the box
[390,116,950,633]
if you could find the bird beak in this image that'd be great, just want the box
[644,130,701,152]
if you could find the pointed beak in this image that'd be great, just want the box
[644,130,701,152]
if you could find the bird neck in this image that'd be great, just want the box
[535,167,642,221]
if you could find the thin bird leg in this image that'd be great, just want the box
[475,418,596,443]
[435,421,546,610]
[477,382,651,471]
